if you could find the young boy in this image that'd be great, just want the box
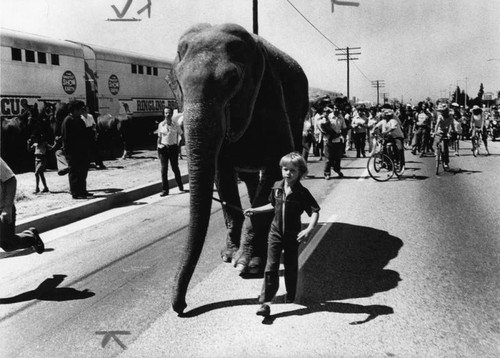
[27,134,51,193]
[244,152,320,317]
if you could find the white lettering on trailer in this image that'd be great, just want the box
[62,71,77,94]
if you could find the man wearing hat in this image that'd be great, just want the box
[379,108,406,168]
[470,105,490,155]
[318,105,346,179]
[433,103,455,170]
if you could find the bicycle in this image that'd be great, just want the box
[471,129,482,157]
[367,136,404,181]
[435,134,450,175]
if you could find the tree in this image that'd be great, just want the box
[478,83,484,99]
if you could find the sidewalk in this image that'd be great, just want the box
[14,149,189,233]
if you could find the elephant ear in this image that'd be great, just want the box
[225,32,266,142]
[166,57,184,112]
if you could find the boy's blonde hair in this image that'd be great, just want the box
[279,152,308,178]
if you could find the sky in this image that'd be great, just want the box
[1,0,499,105]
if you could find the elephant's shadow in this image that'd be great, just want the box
[181,223,403,323]
[295,222,403,304]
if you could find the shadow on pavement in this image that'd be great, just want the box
[296,222,403,304]
[0,248,55,259]
[0,274,95,303]
[262,302,394,325]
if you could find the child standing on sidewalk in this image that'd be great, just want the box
[27,134,51,193]
[244,152,320,317]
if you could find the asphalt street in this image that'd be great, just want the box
[0,139,499,358]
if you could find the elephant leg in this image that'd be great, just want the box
[215,165,244,263]
[234,166,281,276]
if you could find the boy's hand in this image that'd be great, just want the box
[297,228,311,243]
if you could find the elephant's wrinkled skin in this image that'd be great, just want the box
[170,23,309,314]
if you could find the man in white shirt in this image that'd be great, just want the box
[82,106,106,170]
[157,108,185,196]
[318,106,347,179]
[381,109,406,168]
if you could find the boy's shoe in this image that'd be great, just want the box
[443,163,450,171]
[160,191,169,197]
[34,188,40,194]
[42,188,49,193]
[30,227,45,254]
[324,173,330,180]
[256,304,270,317]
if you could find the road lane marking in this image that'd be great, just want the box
[298,214,338,268]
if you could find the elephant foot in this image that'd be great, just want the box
[232,256,264,277]
[220,247,237,263]
[248,256,264,275]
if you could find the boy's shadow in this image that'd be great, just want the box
[0,274,95,303]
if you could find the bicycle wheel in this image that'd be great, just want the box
[367,153,394,181]
[435,145,441,175]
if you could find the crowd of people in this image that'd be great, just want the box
[302,97,499,175]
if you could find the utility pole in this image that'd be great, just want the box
[465,77,468,108]
[371,80,385,106]
[335,46,360,102]
[253,0,258,34]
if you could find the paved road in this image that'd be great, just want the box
[1,140,499,357]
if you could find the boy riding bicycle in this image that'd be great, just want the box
[433,103,455,170]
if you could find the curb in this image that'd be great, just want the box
[16,174,189,234]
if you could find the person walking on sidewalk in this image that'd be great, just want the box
[27,133,51,194]
[157,108,185,196]
[244,152,320,318]
[82,106,106,170]
[61,100,92,199]
[1,158,45,254]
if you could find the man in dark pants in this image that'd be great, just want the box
[61,100,92,199]
[319,106,347,179]
[157,108,185,196]
[1,158,44,254]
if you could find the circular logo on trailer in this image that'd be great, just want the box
[61,71,77,94]
[108,74,120,95]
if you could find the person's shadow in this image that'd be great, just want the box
[0,274,95,303]
[181,223,403,325]
[296,222,402,304]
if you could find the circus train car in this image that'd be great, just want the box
[0,27,177,143]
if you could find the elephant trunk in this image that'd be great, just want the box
[171,102,224,314]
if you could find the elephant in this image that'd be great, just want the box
[1,104,39,171]
[96,112,134,159]
[168,23,309,314]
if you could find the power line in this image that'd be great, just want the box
[284,0,372,84]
